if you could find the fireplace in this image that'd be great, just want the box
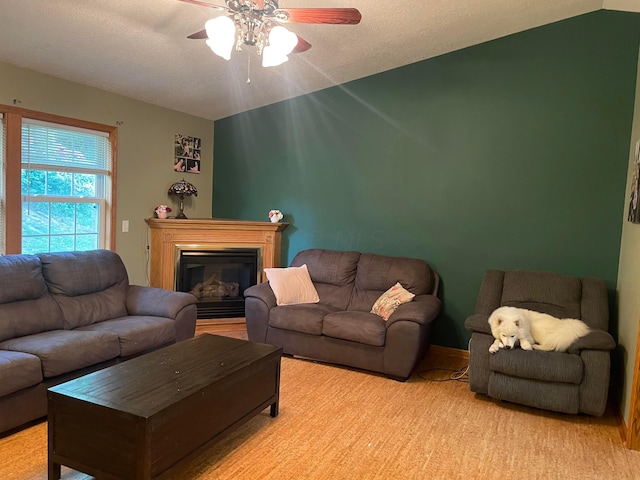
[145,217,288,324]
[177,248,259,319]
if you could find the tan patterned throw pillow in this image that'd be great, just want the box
[371,282,415,320]
[264,264,320,306]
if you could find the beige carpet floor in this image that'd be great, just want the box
[2,348,640,479]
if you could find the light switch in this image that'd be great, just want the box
[122,220,129,233]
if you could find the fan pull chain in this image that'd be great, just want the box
[246,53,251,84]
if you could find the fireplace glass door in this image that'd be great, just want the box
[177,249,259,319]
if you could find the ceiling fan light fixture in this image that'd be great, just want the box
[205,16,236,60]
[261,25,297,67]
[182,0,362,72]
[268,26,297,55]
[261,47,289,67]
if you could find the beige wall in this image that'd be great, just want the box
[0,61,213,285]
[616,48,640,425]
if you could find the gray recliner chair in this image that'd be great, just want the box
[464,269,616,416]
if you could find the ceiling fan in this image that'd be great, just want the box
[178,0,362,68]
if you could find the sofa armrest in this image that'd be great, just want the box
[127,285,197,318]
[568,329,616,353]
[243,282,277,309]
[127,286,198,342]
[386,295,441,328]
[464,313,491,335]
[244,282,277,343]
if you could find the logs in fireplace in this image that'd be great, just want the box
[177,249,259,319]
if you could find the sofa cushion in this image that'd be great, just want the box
[0,255,64,342]
[269,303,339,335]
[76,316,175,356]
[489,348,583,384]
[291,249,360,310]
[264,264,319,306]
[322,311,386,347]
[371,282,415,320]
[55,288,129,330]
[0,254,48,304]
[0,330,120,378]
[0,350,43,396]
[39,250,129,329]
[349,254,434,312]
[39,250,129,297]
[291,249,360,286]
[0,296,65,344]
[501,271,582,319]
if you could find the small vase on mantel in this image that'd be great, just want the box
[268,209,283,223]
[154,205,171,219]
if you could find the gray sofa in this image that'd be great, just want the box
[464,269,616,416]
[0,249,197,434]
[244,249,441,380]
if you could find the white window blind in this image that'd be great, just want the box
[22,119,111,174]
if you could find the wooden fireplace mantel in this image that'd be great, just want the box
[145,217,288,290]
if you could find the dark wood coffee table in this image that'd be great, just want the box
[47,334,282,480]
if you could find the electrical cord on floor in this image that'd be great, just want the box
[418,365,469,383]
[451,364,469,380]
[417,338,471,382]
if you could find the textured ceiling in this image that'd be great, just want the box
[0,1,627,121]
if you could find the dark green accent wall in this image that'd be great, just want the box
[213,11,640,349]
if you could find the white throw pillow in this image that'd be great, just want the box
[370,282,415,320]
[264,264,320,306]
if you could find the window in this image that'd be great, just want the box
[21,120,111,254]
[0,106,116,255]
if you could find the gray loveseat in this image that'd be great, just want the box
[244,249,441,380]
[0,249,197,434]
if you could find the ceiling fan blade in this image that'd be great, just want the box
[293,35,312,53]
[187,29,208,39]
[273,8,362,25]
[176,0,227,11]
